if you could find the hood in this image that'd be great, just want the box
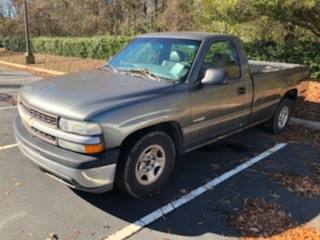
[20,69,174,120]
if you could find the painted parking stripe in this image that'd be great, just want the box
[0,89,19,93]
[0,143,18,151]
[0,88,20,94]
[104,143,287,240]
[0,106,17,110]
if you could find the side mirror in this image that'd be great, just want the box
[201,68,229,85]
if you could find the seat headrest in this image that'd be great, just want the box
[212,53,228,67]
[169,50,186,62]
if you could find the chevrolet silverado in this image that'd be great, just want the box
[14,32,310,198]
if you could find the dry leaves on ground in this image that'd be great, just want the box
[292,98,320,122]
[230,198,320,239]
[304,81,320,103]
[292,81,320,122]
[272,163,320,198]
[276,125,320,148]
[230,198,294,238]
[210,163,221,171]
[243,226,320,240]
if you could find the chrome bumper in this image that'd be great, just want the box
[14,116,119,193]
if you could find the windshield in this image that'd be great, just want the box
[108,38,201,82]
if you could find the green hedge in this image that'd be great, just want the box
[1,36,26,52]
[1,36,319,78]
[1,36,131,60]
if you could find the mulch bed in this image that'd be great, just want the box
[242,226,320,240]
[292,81,320,122]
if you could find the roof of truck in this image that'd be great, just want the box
[137,32,236,41]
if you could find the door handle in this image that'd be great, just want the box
[237,86,246,95]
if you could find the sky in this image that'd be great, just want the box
[0,0,16,17]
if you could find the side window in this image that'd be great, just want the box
[202,41,241,79]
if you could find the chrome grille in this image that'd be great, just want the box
[30,126,57,144]
[20,100,58,126]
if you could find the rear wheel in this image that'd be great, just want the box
[268,98,293,134]
[116,131,176,198]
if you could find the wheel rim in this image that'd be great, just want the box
[278,105,289,129]
[135,144,166,186]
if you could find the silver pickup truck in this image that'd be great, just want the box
[14,32,310,198]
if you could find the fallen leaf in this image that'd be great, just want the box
[210,163,221,171]
[47,233,59,240]
[15,182,21,187]
[271,163,320,198]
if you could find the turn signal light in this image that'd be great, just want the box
[84,143,104,154]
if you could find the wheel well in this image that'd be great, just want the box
[283,89,298,101]
[120,122,183,155]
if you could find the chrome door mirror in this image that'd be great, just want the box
[201,68,229,85]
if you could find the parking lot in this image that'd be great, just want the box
[0,66,319,240]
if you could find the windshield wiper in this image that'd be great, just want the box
[100,64,119,73]
[120,68,161,81]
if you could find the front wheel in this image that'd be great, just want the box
[116,131,176,198]
[268,98,293,134]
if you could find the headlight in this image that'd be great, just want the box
[59,118,102,135]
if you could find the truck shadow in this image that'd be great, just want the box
[73,128,320,238]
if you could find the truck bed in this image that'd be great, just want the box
[249,60,310,89]
[249,60,306,74]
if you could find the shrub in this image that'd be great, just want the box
[1,36,131,60]
[2,36,26,52]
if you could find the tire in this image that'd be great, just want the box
[116,131,176,198]
[268,98,293,134]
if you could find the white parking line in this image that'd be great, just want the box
[104,143,287,240]
[0,143,18,151]
[0,106,17,110]
[0,89,19,93]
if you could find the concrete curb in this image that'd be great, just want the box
[290,117,320,130]
[0,60,66,76]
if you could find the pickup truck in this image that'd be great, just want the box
[14,32,310,198]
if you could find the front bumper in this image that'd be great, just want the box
[14,116,120,193]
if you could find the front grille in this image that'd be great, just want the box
[30,126,57,144]
[20,100,58,126]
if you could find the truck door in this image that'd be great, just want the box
[188,40,252,147]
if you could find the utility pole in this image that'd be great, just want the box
[23,0,35,64]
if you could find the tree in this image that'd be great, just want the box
[158,0,196,31]
[0,0,319,40]
[198,0,320,41]
[249,0,320,39]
